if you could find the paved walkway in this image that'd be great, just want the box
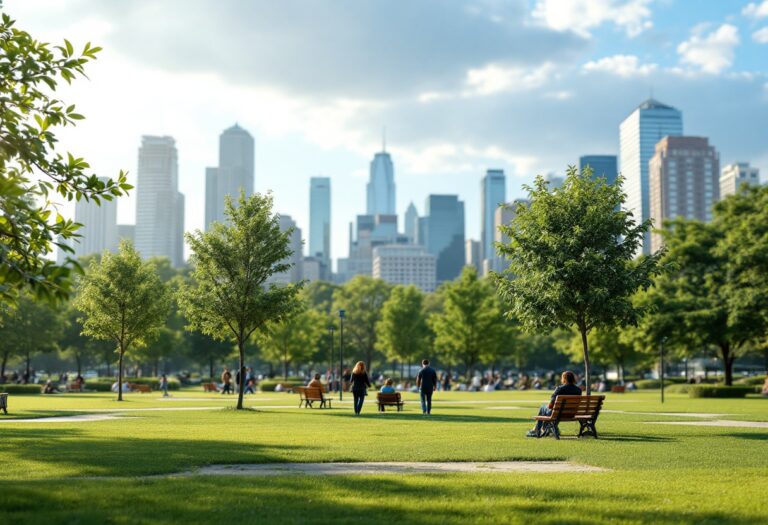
[190,461,607,476]
[0,413,127,423]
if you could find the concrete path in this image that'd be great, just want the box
[191,461,607,477]
[0,413,127,423]
[646,419,768,428]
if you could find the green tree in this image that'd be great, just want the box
[332,275,391,371]
[74,241,170,400]
[561,326,640,383]
[376,285,430,375]
[179,192,302,409]
[0,13,130,306]
[304,281,339,314]
[0,291,61,379]
[255,306,325,379]
[429,267,504,376]
[495,166,662,394]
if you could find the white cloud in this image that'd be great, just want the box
[677,24,740,74]
[753,27,768,43]
[743,1,768,19]
[532,0,653,37]
[583,54,658,77]
[464,62,557,96]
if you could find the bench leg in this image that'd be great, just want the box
[578,420,598,438]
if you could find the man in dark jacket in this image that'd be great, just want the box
[527,370,582,437]
[416,359,438,416]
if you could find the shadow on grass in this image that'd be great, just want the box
[595,434,677,443]
[321,411,527,424]
[0,474,758,525]
[0,427,307,478]
[718,432,768,441]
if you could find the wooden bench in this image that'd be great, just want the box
[0,393,7,415]
[297,386,331,408]
[68,383,83,392]
[377,392,404,412]
[534,395,605,439]
[129,383,152,394]
[611,385,625,393]
[202,383,219,393]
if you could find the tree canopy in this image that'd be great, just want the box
[376,285,430,373]
[0,13,130,306]
[495,166,662,393]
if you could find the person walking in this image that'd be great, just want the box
[349,361,371,416]
[416,359,438,416]
[159,374,170,397]
[221,368,232,395]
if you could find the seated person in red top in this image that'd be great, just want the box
[307,373,324,391]
[526,371,581,438]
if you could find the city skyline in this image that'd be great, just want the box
[13,1,766,268]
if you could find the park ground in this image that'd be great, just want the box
[0,389,766,524]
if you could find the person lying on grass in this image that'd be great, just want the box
[526,371,581,438]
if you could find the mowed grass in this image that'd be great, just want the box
[0,389,766,524]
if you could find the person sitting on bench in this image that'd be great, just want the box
[380,378,395,394]
[527,371,581,438]
[307,373,323,390]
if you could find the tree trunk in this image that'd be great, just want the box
[76,354,82,377]
[720,343,734,386]
[283,346,289,381]
[209,356,214,380]
[117,345,125,402]
[1,351,8,379]
[25,351,31,380]
[580,325,592,396]
[236,340,245,410]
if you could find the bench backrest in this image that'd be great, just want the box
[377,392,401,403]
[304,387,325,400]
[550,395,604,420]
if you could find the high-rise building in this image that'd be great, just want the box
[489,199,529,274]
[135,136,185,267]
[205,124,255,230]
[480,169,506,262]
[73,176,118,258]
[544,173,564,189]
[465,239,481,274]
[420,195,465,283]
[336,214,407,282]
[373,245,436,292]
[720,162,760,198]
[649,136,719,253]
[367,149,395,215]
[404,202,418,243]
[267,214,303,285]
[309,177,331,270]
[579,155,618,185]
[620,98,683,255]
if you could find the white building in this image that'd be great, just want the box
[309,177,331,272]
[620,98,683,255]
[372,244,436,292]
[134,136,185,267]
[267,214,303,285]
[720,162,760,198]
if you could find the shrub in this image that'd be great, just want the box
[734,376,766,386]
[84,377,180,392]
[664,384,692,394]
[635,378,687,389]
[0,384,42,394]
[687,386,753,398]
[259,380,303,392]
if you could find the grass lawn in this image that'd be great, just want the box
[0,388,766,524]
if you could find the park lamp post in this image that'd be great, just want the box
[660,337,667,404]
[328,324,335,393]
[338,309,345,402]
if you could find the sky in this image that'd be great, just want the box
[6,0,768,267]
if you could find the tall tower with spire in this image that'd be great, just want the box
[366,131,396,215]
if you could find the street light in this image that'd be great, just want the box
[338,309,345,402]
[328,324,335,394]
[660,337,667,404]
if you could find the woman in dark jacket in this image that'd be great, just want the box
[349,361,371,415]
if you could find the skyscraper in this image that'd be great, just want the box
[73,176,118,258]
[373,245,436,292]
[720,162,760,198]
[649,136,719,253]
[420,195,465,283]
[367,149,395,216]
[579,155,618,185]
[309,177,331,267]
[404,202,418,243]
[489,199,528,274]
[465,239,481,274]
[135,136,185,267]
[620,98,683,255]
[205,124,255,230]
[266,214,303,285]
[480,169,506,262]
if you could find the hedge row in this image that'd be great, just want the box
[687,385,754,398]
[0,384,42,394]
[85,377,181,392]
[734,376,766,386]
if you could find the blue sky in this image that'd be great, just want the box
[6,0,768,267]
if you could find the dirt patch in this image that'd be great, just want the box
[189,461,607,476]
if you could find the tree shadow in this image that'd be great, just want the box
[718,432,768,441]
[321,411,528,424]
[594,434,677,443]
